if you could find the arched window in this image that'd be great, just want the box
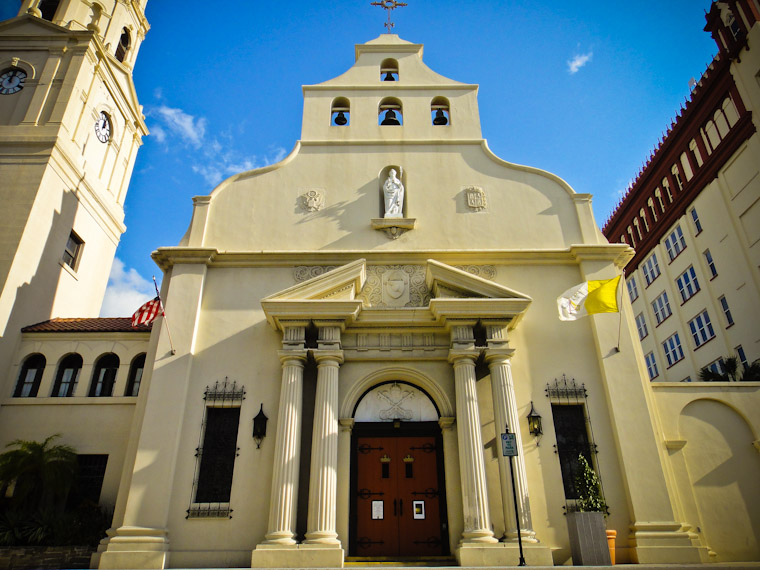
[680,152,693,181]
[38,0,60,21]
[431,96,450,126]
[13,354,45,397]
[52,353,82,397]
[722,96,739,126]
[647,197,658,222]
[662,179,673,202]
[125,353,146,397]
[115,28,131,63]
[704,119,721,149]
[654,188,665,212]
[90,353,119,397]
[689,139,704,167]
[714,108,729,138]
[627,226,636,247]
[671,165,683,191]
[380,58,398,81]
[379,97,402,126]
[633,218,642,240]
[331,97,349,126]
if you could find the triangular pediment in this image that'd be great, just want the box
[425,260,531,301]
[0,14,75,35]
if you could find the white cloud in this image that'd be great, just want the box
[150,124,167,143]
[153,105,207,147]
[192,146,288,187]
[568,51,593,74]
[99,258,155,317]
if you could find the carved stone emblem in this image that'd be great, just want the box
[300,189,324,212]
[382,269,410,306]
[377,383,415,421]
[465,186,487,211]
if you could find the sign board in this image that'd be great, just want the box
[501,433,518,457]
[371,500,383,520]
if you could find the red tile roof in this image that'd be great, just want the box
[21,318,152,333]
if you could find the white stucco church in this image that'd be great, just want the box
[1,2,759,568]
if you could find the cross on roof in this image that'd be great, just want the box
[371,0,408,33]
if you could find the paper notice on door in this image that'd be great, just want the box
[413,500,425,519]
[372,500,383,520]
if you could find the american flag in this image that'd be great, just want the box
[131,296,163,328]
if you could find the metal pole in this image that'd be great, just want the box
[507,424,526,566]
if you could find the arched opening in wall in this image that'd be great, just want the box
[52,353,82,397]
[331,97,350,126]
[125,353,146,396]
[705,119,721,149]
[714,108,730,138]
[349,381,449,558]
[431,96,450,126]
[378,164,405,217]
[115,28,131,63]
[678,400,760,561]
[689,139,704,167]
[90,353,119,397]
[680,152,693,181]
[381,58,399,81]
[13,354,46,397]
[38,0,60,21]
[379,97,402,125]
[722,97,739,126]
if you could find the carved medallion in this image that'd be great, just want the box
[377,383,415,421]
[382,269,410,306]
[300,189,324,212]
[465,186,487,211]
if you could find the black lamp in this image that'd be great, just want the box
[253,404,268,449]
[527,401,542,444]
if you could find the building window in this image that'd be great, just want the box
[703,249,717,278]
[62,231,83,270]
[13,354,46,397]
[689,310,715,348]
[671,166,683,190]
[67,455,108,508]
[635,313,648,340]
[380,58,399,81]
[125,353,146,396]
[690,208,702,234]
[378,97,402,125]
[626,276,639,302]
[663,333,685,367]
[718,295,734,326]
[642,253,660,286]
[736,345,748,368]
[676,266,700,303]
[330,97,349,126]
[645,352,659,380]
[52,353,82,397]
[89,353,119,397]
[706,357,726,375]
[115,28,131,63]
[551,404,595,500]
[431,96,450,126]
[664,225,686,261]
[38,0,60,20]
[652,292,672,325]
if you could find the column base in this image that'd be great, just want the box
[629,522,710,564]
[251,543,344,568]
[97,526,169,569]
[455,541,553,566]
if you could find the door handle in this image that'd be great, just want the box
[399,498,403,516]
[393,499,397,516]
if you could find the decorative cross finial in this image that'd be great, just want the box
[371,0,408,33]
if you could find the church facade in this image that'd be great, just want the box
[1,2,759,569]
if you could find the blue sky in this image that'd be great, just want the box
[2,2,720,315]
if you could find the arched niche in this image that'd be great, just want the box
[331,96,350,126]
[380,58,399,81]
[378,164,406,218]
[379,97,403,126]
[431,96,450,126]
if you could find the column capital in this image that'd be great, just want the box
[484,347,516,364]
[448,348,479,364]
[313,349,344,365]
[277,349,308,365]
[339,418,355,432]
[438,416,455,430]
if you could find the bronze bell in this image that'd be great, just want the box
[381,109,400,125]
[433,109,448,125]
[334,111,347,126]
[383,71,396,81]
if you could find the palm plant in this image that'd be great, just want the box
[0,435,78,514]
[699,356,760,382]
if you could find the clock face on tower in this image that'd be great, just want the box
[0,68,27,95]
[95,112,112,143]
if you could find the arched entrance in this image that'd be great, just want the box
[349,382,450,558]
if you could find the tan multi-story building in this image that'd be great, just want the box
[0,2,758,569]
[603,0,760,383]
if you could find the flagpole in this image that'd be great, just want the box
[153,276,176,355]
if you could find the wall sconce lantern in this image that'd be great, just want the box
[527,401,542,445]
[253,404,268,449]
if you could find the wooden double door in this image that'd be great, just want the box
[351,426,448,557]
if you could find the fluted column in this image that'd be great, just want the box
[486,348,536,542]
[264,349,308,545]
[449,350,498,544]
[305,350,343,545]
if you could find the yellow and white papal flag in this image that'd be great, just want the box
[557,276,621,321]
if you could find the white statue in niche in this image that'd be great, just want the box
[383,168,404,218]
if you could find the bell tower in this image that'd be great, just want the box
[0,1,149,383]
